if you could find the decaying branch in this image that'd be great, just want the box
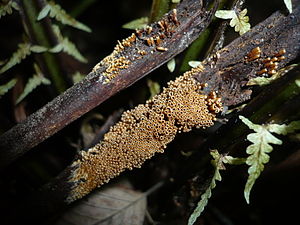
[193,10,300,106]
[5,5,299,225]
[170,64,300,211]
[63,4,300,203]
[0,0,217,169]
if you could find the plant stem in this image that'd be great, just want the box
[150,0,171,23]
[69,0,97,18]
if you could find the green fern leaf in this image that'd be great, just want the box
[0,42,47,74]
[37,3,51,20]
[50,25,87,63]
[222,155,246,165]
[122,17,148,30]
[215,9,251,35]
[239,116,300,204]
[0,42,31,74]
[247,76,277,86]
[49,43,63,53]
[0,78,17,96]
[147,79,160,99]
[215,10,236,19]
[0,1,19,19]
[230,9,250,35]
[37,1,91,32]
[167,58,176,73]
[247,64,297,86]
[16,64,50,104]
[188,150,224,225]
[188,61,202,68]
[72,71,85,84]
[266,121,300,136]
[30,45,48,53]
[284,0,293,13]
[51,38,87,62]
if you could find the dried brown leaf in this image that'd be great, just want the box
[56,181,146,225]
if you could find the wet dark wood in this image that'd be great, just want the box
[192,6,300,106]
[0,0,217,169]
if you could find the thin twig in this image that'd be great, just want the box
[84,109,123,150]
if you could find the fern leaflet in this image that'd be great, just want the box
[215,9,251,35]
[0,78,17,96]
[0,1,19,19]
[37,1,91,32]
[239,116,300,203]
[16,64,50,104]
[50,25,87,63]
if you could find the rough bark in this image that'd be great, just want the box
[0,0,217,169]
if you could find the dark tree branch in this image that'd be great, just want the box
[0,0,217,169]
[4,5,299,225]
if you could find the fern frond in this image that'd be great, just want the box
[37,1,91,32]
[147,79,160,99]
[215,9,251,35]
[239,116,300,203]
[188,61,202,68]
[167,58,176,73]
[0,42,31,74]
[16,64,50,104]
[122,17,148,30]
[0,78,17,96]
[0,1,19,19]
[50,38,87,63]
[247,64,298,86]
[50,25,87,63]
[72,71,85,84]
[188,150,224,225]
[0,42,47,74]
[284,0,293,13]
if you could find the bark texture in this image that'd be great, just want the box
[0,0,217,169]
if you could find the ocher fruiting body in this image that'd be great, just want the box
[66,66,223,203]
[246,47,261,61]
[256,48,286,76]
[92,8,180,83]
[66,8,221,203]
